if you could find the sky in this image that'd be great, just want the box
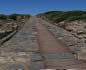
[0,0,86,15]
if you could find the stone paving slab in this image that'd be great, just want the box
[36,20,71,53]
[0,17,39,70]
[0,17,86,70]
[30,61,44,70]
[7,63,25,70]
[35,18,86,69]
[43,53,74,59]
[31,52,43,61]
[45,59,86,69]
[1,19,39,52]
[45,59,80,66]
[40,19,81,52]
[0,62,29,70]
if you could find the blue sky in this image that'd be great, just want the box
[0,0,86,15]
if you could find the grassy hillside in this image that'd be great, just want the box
[37,11,86,23]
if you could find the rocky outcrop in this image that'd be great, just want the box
[0,20,18,33]
[58,20,86,39]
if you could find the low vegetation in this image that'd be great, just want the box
[0,14,7,20]
[9,14,31,20]
[37,11,86,23]
[0,14,31,39]
[0,14,31,20]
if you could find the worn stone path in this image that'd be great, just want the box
[35,18,86,69]
[0,17,86,70]
[0,17,39,70]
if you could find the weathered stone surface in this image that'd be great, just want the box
[30,61,44,70]
[31,53,43,61]
[0,18,39,69]
[41,19,86,53]
[0,17,86,69]
[0,20,18,32]
[43,53,74,59]
[1,18,39,52]
[7,63,25,70]
[77,47,86,60]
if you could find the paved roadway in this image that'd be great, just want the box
[0,17,86,70]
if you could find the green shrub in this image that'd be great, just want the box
[9,14,31,20]
[0,14,7,20]
[9,14,20,20]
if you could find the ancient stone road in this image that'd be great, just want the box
[0,17,86,70]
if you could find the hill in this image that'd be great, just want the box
[37,11,86,23]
